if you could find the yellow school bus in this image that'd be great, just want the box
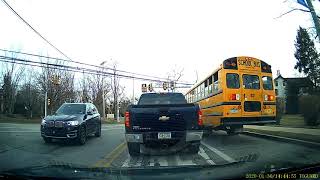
[185,56,276,135]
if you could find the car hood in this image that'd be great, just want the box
[44,114,84,121]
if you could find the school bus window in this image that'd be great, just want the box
[213,72,219,91]
[243,74,260,89]
[204,80,208,97]
[262,76,273,90]
[226,73,240,89]
[208,76,213,94]
[200,83,205,99]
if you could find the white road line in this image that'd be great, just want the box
[134,156,143,167]
[121,156,130,167]
[101,128,123,131]
[157,156,169,166]
[177,155,196,166]
[198,147,216,165]
[201,142,236,163]
[149,158,154,166]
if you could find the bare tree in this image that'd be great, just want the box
[167,64,184,81]
[1,50,25,114]
[78,68,111,116]
[37,56,76,114]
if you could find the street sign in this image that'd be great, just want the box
[141,84,147,92]
[297,0,309,9]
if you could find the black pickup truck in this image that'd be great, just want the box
[125,93,203,156]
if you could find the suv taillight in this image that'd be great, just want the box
[198,110,203,126]
[125,112,130,127]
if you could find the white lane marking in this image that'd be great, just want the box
[201,142,236,163]
[134,156,143,167]
[101,128,123,131]
[198,147,216,165]
[177,155,196,166]
[149,158,154,166]
[157,156,169,166]
[121,156,130,167]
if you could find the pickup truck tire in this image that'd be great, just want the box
[203,128,212,137]
[226,128,240,136]
[77,126,87,145]
[127,142,140,156]
[188,142,200,154]
[94,123,101,137]
[43,137,52,143]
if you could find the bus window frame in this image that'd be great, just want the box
[226,73,240,89]
[242,74,260,90]
[262,76,274,90]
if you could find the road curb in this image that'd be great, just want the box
[242,131,320,149]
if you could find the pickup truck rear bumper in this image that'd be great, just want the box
[125,130,203,143]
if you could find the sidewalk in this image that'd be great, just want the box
[244,125,320,143]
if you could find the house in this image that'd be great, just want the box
[274,70,313,114]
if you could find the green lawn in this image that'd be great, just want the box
[270,114,320,129]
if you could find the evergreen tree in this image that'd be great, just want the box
[294,26,320,89]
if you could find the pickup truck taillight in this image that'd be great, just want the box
[125,111,130,127]
[198,110,203,126]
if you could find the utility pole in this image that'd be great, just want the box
[114,69,117,121]
[305,0,320,42]
[132,78,135,104]
[100,61,107,121]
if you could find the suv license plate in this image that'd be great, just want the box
[158,132,171,139]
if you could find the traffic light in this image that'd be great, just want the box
[141,84,147,93]
[170,81,175,90]
[47,98,51,106]
[163,82,168,90]
[148,84,153,92]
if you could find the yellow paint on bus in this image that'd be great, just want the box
[185,56,276,135]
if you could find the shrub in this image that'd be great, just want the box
[299,95,320,126]
[276,97,285,124]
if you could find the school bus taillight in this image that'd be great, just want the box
[125,112,130,127]
[264,95,274,101]
[230,93,240,100]
[198,110,203,126]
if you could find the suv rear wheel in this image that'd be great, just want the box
[188,141,200,154]
[127,142,140,156]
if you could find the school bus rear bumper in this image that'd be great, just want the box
[221,116,276,126]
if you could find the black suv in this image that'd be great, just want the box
[41,103,101,145]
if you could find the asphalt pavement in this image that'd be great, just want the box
[0,123,320,173]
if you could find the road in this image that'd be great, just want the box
[0,123,320,173]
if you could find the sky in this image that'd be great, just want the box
[1,0,320,99]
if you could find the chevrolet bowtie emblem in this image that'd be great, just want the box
[159,116,170,121]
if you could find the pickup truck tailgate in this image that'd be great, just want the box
[129,104,198,132]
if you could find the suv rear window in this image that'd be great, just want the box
[262,76,273,90]
[138,93,187,105]
[226,73,240,89]
[243,75,260,89]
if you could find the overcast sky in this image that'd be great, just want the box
[1,0,320,98]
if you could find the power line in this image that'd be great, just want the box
[1,0,72,61]
[0,56,193,86]
[0,48,192,84]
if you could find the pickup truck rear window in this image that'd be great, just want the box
[138,93,187,105]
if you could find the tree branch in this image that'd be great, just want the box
[274,8,311,19]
